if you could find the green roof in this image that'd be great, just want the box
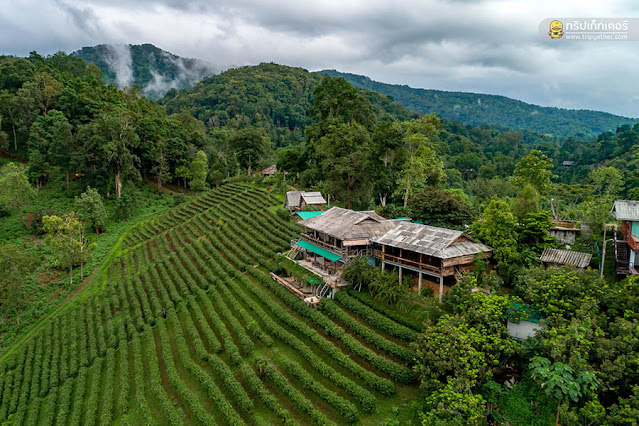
[296,211,326,220]
[505,303,545,324]
[296,240,342,262]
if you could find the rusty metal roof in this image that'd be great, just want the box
[611,200,639,221]
[540,248,592,268]
[551,220,580,232]
[298,207,396,240]
[259,164,277,175]
[301,192,326,205]
[373,221,492,259]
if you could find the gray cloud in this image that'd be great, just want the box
[1,0,638,117]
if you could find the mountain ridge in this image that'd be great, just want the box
[319,69,638,138]
[70,43,637,137]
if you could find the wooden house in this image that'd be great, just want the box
[549,220,580,245]
[611,200,639,275]
[539,248,592,268]
[284,191,327,211]
[293,207,398,274]
[372,222,492,301]
[258,164,277,176]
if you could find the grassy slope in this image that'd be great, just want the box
[0,161,181,354]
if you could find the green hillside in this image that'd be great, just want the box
[0,182,422,425]
[162,62,417,147]
[73,44,216,99]
[320,69,639,138]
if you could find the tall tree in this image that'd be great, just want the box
[0,90,21,150]
[315,121,372,209]
[473,199,518,262]
[231,128,270,174]
[76,186,107,234]
[0,162,36,227]
[150,139,170,191]
[27,109,73,189]
[0,116,7,150]
[189,150,208,192]
[590,166,624,198]
[512,183,540,223]
[0,244,35,326]
[98,108,140,198]
[513,149,555,195]
[32,72,62,114]
[309,76,375,129]
[397,115,443,207]
[369,121,405,206]
[43,212,96,286]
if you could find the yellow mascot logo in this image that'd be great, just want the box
[549,20,564,39]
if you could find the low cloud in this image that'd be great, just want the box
[104,44,133,88]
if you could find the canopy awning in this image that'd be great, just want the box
[296,211,325,220]
[296,240,342,262]
[343,239,370,247]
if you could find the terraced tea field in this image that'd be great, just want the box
[0,183,421,425]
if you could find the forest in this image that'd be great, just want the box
[0,50,639,424]
[321,69,639,138]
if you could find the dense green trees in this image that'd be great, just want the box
[230,128,271,174]
[43,212,96,286]
[0,162,36,227]
[189,150,208,192]
[0,244,35,326]
[75,187,107,234]
[473,199,518,262]
[321,69,636,138]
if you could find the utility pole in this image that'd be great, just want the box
[601,223,618,278]
[601,225,607,279]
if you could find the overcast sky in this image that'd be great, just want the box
[2,0,639,117]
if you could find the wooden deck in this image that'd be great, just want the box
[373,250,443,275]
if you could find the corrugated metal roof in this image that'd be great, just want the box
[611,200,639,221]
[301,192,326,205]
[259,164,277,175]
[298,207,396,240]
[540,248,592,268]
[285,191,302,209]
[551,220,580,231]
[372,221,492,259]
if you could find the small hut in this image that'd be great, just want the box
[285,191,327,211]
[259,164,277,176]
[549,220,580,245]
[505,304,545,340]
[539,248,592,268]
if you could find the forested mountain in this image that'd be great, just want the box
[73,44,217,99]
[4,48,639,425]
[320,69,639,138]
[161,62,418,147]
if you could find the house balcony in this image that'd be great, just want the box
[629,234,639,252]
[373,249,443,276]
[300,234,346,258]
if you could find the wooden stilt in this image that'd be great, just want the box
[438,274,444,303]
[418,272,422,295]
